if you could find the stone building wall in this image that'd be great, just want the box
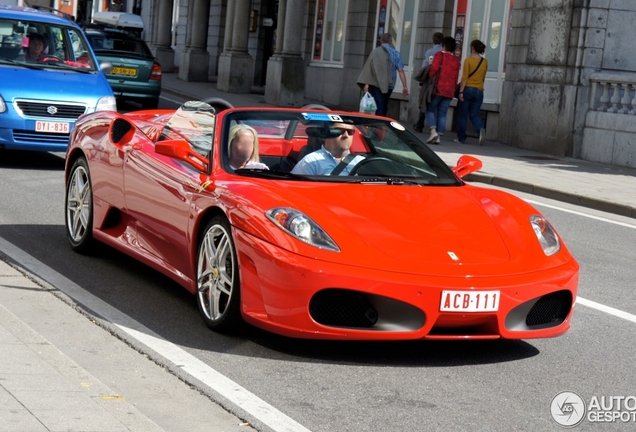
[500,0,636,168]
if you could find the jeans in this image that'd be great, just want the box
[456,86,484,142]
[425,95,452,136]
[368,85,390,116]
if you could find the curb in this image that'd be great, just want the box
[466,172,636,219]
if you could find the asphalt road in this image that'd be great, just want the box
[1,99,635,431]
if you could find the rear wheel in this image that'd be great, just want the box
[196,216,242,332]
[65,157,95,253]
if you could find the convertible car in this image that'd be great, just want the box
[64,102,579,340]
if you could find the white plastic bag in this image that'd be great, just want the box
[359,92,376,114]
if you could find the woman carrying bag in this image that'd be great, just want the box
[455,40,488,145]
[424,36,461,145]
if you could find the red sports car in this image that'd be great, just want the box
[64,101,579,340]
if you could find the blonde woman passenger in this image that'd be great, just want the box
[228,124,269,170]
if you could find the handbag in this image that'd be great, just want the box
[359,91,376,114]
[455,57,484,99]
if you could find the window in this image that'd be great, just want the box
[312,0,348,63]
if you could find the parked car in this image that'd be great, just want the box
[64,102,580,340]
[0,5,116,152]
[84,12,161,110]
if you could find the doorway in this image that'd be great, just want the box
[454,0,514,104]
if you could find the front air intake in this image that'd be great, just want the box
[525,291,572,327]
[309,289,378,328]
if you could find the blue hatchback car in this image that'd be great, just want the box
[0,5,116,152]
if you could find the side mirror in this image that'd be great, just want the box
[155,139,209,172]
[100,61,112,74]
[452,155,483,179]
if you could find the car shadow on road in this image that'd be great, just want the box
[0,149,66,170]
[241,327,540,366]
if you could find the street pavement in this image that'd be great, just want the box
[1,73,635,431]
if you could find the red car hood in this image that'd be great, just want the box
[229,181,566,277]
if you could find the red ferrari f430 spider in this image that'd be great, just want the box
[64,101,579,340]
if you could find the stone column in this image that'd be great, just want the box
[265,0,305,107]
[179,0,211,82]
[223,0,235,52]
[151,0,174,73]
[273,0,287,55]
[217,0,255,93]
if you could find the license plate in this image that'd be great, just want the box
[35,121,70,134]
[440,290,500,312]
[112,67,137,76]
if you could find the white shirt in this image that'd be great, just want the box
[291,146,365,175]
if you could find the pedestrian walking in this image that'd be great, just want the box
[424,36,460,144]
[357,33,409,117]
[414,32,443,132]
[455,39,488,145]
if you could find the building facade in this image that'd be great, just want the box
[63,0,636,169]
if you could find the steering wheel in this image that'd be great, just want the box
[349,156,396,176]
[38,56,63,64]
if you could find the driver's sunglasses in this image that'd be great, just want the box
[335,127,355,137]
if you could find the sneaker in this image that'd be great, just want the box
[479,129,486,146]
[426,134,439,144]
[434,135,441,144]
[413,124,423,133]
[453,138,465,144]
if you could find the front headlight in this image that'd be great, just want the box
[266,207,340,252]
[95,96,117,112]
[0,94,6,113]
[530,215,560,256]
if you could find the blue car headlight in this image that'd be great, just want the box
[95,96,117,112]
[530,215,560,256]
[0,95,6,113]
[266,207,340,252]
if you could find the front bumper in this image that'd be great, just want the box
[235,230,580,340]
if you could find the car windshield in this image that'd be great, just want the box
[221,110,461,186]
[0,18,97,71]
[86,31,152,58]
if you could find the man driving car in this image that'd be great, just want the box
[291,123,365,175]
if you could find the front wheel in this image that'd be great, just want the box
[196,216,242,332]
[65,157,95,254]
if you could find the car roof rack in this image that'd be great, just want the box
[92,12,144,30]
[32,5,75,22]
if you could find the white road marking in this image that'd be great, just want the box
[0,237,311,432]
[525,198,636,229]
[160,95,186,105]
[576,297,636,324]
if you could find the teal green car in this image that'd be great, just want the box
[85,27,162,109]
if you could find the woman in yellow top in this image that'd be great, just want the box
[455,40,488,145]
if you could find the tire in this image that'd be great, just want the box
[65,157,96,254]
[141,98,159,110]
[196,216,243,332]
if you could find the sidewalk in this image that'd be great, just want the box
[161,72,636,219]
[0,258,254,432]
